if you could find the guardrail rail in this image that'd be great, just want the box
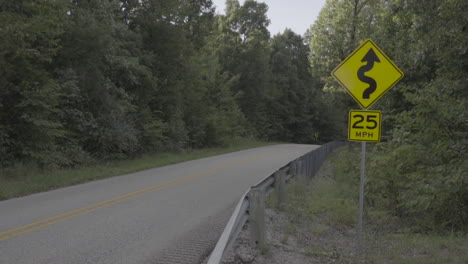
[207,142,345,264]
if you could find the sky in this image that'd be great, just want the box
[211,0,327,36]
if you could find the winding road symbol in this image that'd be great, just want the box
[358,48,380,99]
[331,39,404,109]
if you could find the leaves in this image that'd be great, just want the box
[309,0,468,232]
[0,0,341,175]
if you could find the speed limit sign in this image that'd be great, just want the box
[348,110,381,142]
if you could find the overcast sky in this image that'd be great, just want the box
[211,0,327,36]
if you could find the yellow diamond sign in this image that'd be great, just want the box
[332,39,404,109]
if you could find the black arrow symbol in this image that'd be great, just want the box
[358,48,380,99]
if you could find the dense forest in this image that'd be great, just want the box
[1,0,467,231]
[0,0,332,169]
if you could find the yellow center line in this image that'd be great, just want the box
[0,150,280,241]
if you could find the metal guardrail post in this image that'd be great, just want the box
[308,153,313,178]
[310,154,314,177]
[303,155,308,178]
[274,171,286,208]
[289,160,297,177]
[249,188,266,249]
[314,153,319,175]
[297,160,303,177]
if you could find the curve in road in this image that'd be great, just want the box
[0,144,317,264]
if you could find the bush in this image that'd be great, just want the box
[367,143,468,233]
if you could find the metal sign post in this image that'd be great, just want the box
[358,141,366,252]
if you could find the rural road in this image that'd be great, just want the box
[0,144,318,264]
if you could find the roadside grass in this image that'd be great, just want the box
[0,139,278,201]
[283,171,357,232]
[365,233,468,264]
[279,147,468,264]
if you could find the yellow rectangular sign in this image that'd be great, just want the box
[348,110,382,142]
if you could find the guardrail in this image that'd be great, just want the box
[207,142,345,264]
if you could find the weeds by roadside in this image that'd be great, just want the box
[0,139,276,200]
[277,146,468,264]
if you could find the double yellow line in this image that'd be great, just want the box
[0,150,278,241]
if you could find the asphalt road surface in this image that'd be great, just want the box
[0,144,318,264]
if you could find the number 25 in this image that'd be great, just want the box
[352,114,378,129]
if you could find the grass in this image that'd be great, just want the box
[0,139,278,201]
[283,174,357,231]
[365,234,468,264]
[278,147,468,264]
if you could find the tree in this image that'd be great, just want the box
[0,0,66,167]
[267,30,320,142]
[366,0,468,231]
[57,0,144,159]
[308,0,382,140]
[215,0,271,137]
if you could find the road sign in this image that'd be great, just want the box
[332,39,404,109]
[348,110,381,142]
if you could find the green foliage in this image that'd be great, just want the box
[309,0,379,89]
[309,0,468,233]
[0,0,339,181]
[267,30,319,142]
[366,233,468,264]
[369,0,468,232]
[285,173,357,231]
[0,0,66,167]
[0,139,275,200]
[215,2,331,142]
[281,147,467,263]
[216,0,272,136]
[335,141,467,233]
